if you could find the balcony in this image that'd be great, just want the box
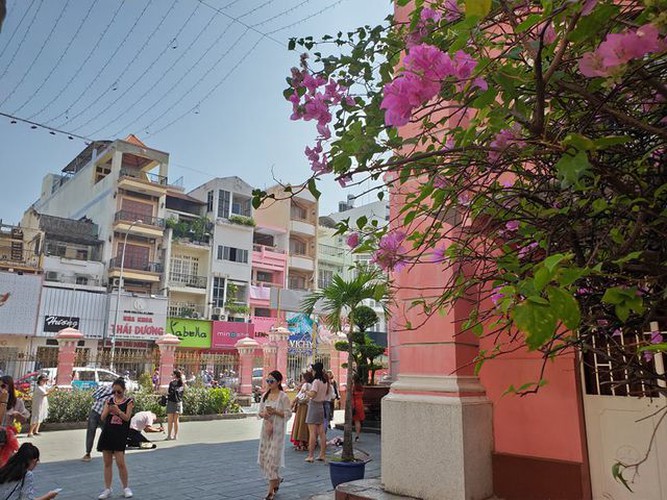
[0,246,39,270]
[118,168,168,197]
[114,210,164,228]
[290,219,316,236]
[289,254,315,272]
[252,244,287,272]
[169,272,207,289]
[252,316,278,334]
[109,256,162,274]
[113,210,165,238]
[168,302,206,319]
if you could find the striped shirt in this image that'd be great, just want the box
[91,386,114,415]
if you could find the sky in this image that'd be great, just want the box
[0,0,392,225]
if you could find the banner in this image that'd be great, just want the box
[107,294,168,340]
[211,321,254,349]
[43,315,80,332]
[0,272,41,335]
[166,318,212,349]
[287,313,314,354]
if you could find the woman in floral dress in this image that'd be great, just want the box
[258,370,291,500]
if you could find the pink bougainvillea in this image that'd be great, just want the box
[346,232,360,249]
[372,231,408,272]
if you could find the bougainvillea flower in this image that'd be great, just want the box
[346,232,360,249]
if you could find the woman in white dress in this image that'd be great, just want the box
[258,370,291,500]
[28,375,56,437]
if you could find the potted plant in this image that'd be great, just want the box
[302,268,389,488]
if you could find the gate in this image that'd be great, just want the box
[582,322,667,499]
[175,350,239,388]
[286,352,330,387]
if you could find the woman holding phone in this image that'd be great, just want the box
[96,378,134,499]
[0,443,60,499]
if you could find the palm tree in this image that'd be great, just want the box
[301,268,389,462]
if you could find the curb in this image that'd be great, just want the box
[41,412,252,431]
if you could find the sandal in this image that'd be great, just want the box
[264,492,275,500]
[275,478,284,492]
[316,456,326,461]
[305,457,314,463]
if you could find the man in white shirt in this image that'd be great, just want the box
[127,411,163,448]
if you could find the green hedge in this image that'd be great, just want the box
[42,387,240,423]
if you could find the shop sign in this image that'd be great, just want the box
[108,294,167,340]
[211,321,254,349]
[43,315,80,332]
[287,313,314,354]
[0,272,41,335]
[167,318,211,349]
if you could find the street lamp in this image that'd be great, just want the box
[110,219,143,372]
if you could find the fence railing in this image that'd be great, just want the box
[114,210,165,228]
[119,168,168,186]
[109,256,163,273]
[169,273,207,289]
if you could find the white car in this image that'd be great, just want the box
[51,367,138,391]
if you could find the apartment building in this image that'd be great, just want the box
[188,176,254,323]
[32,135,170,354]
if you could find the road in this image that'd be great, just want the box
[25,411,381,499]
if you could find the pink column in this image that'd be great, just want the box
[262,342,277,391]
[156,334,181,391]
[270,326,290,383]
[55,327,84,387]
[236,337,260,396]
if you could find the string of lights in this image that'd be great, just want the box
[0,0,44,83]
[251,0,314,28]
[61,0,181,130]
[41,0,155,126]
[195,0,283,46]
[236,0,278,21]
[67,1,203,135]
[146,36,263,138]
[0,0,35,61]
[25,0,127,121]
[12,0,100,115]
[0,110,93,142]
[266,0,347,35]
[85,6,223,137]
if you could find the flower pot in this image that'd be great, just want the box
[329,460,366,489]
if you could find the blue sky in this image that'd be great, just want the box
[0,0,391,225]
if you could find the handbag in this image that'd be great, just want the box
[158,395,167,407]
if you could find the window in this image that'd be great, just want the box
[76,249,88,260]
[218,190,230,219]
[254,308,272,317]
[212,277,225,308]
[75,276,89,285]
[117,243,149,269]
[231,197,251,217]
[256,271,273,283]
[170,255,199,280]
[97,370,116,383]
[76,370,95,382]
[207,190,214,212]
[288,275,306,290]
[289,238,307,256]
[290,203,307,220]
[318,269,334,289]
[218,246,248,263]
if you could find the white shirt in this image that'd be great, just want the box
[130,411,155,432]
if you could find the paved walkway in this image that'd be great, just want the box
[26,411,380,499]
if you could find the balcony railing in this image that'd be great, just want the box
[168,303,206,319]
[119,168,168,185]
[169,273,207,288]
[252,244,286,254]
[319,244,345,258]
[109,257,162,273]
[0,246,39,268]
[114,210,165,228]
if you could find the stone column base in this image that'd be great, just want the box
[381,389,493,500]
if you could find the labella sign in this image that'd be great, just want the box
[166,318,212,349]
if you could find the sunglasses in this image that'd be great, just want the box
[265,378,277,384]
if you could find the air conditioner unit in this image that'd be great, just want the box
[45,271,59,281]
[192,311,201,319]
[212,307,223,316]
[112,278,121,287]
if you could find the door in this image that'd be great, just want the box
[583,326,667,499]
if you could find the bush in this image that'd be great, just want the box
[182,387,240,415]
[137,372,154,393]
[45,390,93,423]
[131,391,166,418]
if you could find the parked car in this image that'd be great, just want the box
[48,367,138,391]
[252,367,264,388]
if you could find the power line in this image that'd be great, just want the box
[142,29,252,134]
[0,0,35,62]
[195,0,283,46]
[146,36,263,137]
[11,0,100,115]
[26,0,127,121]
[68,1,203,135]
[251,0,314,28]
[0,110,93,142]
[42,0,156,126]
[105,19,238,138]
[265,0,347,35]
[0,0,44,84]
[62,0,181,131]
[236,0,278,21]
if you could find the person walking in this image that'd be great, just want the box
[304,362,330,463]
[326,370,340,429]
[0,443,60,500]
[166,370,184,440]
[0,376,30,429]
[352,376,365,442]
[258,370,291,500]
[28,375,57,437]
[82,384,114,462]
[96,378,134,499]
[289,371,313,451]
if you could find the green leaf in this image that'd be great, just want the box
[465,0,491,18]
[547,287,581,330]
[563,133,595,152]
[307,178,321,200]
[612,463,633,492]
[593,136,631,149]
[555,150,592,186]
[544,253,569,273]
[515,13,543,33]
[533,267,552,292]
[287,39,296,51]
[356,215,368,230]
[512,301,558,349]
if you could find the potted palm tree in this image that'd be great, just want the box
[302,268,389,488]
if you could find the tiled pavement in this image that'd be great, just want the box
[27,412,381,500]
